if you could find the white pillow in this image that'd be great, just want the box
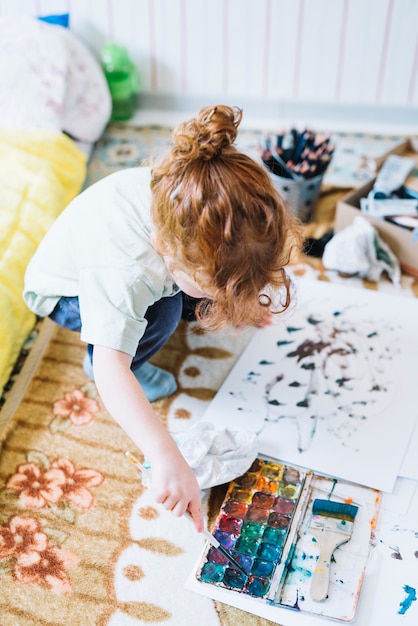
[0,17,111,144]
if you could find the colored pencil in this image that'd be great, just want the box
[260,128,334,180]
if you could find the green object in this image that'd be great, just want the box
[101,43,140,122]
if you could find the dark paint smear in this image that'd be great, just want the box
[335,377,352,387]
[287,339,330,361]
[390,546,403,560]
[307,316,322,325]
[301,362,315,370]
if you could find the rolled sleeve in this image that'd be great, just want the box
[78,267,156,355]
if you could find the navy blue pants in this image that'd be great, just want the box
[49,293,195,369]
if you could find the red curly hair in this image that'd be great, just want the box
[151,105,303,330]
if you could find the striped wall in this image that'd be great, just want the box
[1,0,418,114]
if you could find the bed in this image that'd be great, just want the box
[0,16,111,420]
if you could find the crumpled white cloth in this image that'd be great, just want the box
[173,421,259,489]
[323,216,401,286]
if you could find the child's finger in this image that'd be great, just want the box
[188,500,204,533]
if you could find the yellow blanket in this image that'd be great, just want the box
[0,129,86,397]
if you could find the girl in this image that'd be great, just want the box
[23,105,303,531]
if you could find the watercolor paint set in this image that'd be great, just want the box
[193,456,381,623]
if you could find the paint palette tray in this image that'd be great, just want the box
[197,458,309,597]
[195,457,381,623]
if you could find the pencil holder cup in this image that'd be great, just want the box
[269,173,325,223]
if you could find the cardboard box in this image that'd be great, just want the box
[334,142,418,277]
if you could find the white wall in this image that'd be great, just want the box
[1,0,417,129]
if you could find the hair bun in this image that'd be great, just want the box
[172,105,243,161]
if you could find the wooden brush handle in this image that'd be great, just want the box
[310,530,350,602]
[310,539,335,601]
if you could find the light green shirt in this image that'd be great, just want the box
[23,167,178,355]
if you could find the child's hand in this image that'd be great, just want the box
[151,451,204,533]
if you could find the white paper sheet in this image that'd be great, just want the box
[400,419,418,480]
[354,488,418,626]
[203,279,418,492]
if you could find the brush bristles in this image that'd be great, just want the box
[312,498,358,522]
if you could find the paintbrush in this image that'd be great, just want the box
[125,451,247,577]
[309,498,359,602]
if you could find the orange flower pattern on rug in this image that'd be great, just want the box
[52,388,99,426]
[6,457,105,510]
[0,515,79,593]
[1,452,105,595]
[49,457,105,509]
[6,462,66,508]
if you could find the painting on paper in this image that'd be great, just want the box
[203,279,418,492]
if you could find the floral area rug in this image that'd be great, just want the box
[1,123,417,626]
[0,316,275,625]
